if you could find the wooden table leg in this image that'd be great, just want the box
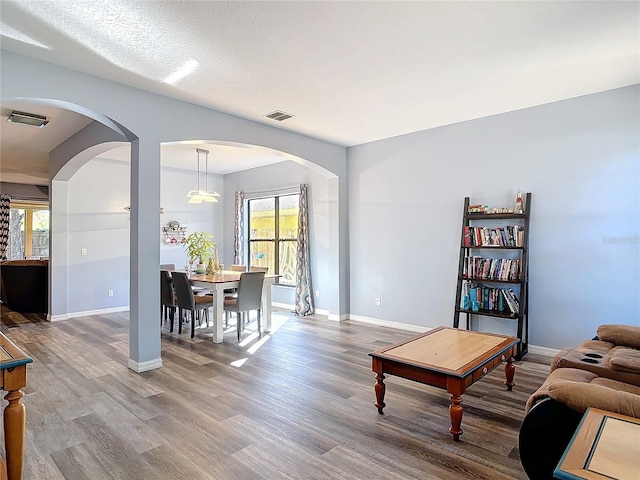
[504,356,515,391]
[449,394,463,442]
[4,388,26,480]
[374,373,386,414]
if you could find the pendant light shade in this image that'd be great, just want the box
[187,148,220,204]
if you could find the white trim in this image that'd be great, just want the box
[328,313,349,321]
[272,302,294,311]
[128,357,163,373]
[47,306,129,322]
[272,302,331,318]
[528,344,560,357]
[347,314,430,333]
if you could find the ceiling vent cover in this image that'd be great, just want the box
[264,110,295,122]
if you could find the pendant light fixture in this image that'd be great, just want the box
[186,148,220,204]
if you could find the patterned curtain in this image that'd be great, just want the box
[0,194,11,261]
[295,184,314,316]
[233,191,244,264]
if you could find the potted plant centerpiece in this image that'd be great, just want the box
[183,232,216,273]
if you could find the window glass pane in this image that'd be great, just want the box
[279,240,297,286]
[31,209,50,258]
[249,198,275,239]
[279,194,299,239]
[250,241,274,273]
[8,208,25,260]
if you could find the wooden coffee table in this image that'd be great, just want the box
[369,326,519,441]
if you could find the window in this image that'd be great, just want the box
[247,194,299,286]
[8,201,49,260]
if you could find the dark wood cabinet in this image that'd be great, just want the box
[453,193,531,359]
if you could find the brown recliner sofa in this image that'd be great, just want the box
[519,324,640,480]
[0,259,48,313]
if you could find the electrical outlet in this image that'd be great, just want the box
[315,290,320,298]
[81,248,87,256]
[108,289,114,297]
[376,297,382,306]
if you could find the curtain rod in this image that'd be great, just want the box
[242,185,301,195]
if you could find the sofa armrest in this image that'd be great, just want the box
[597,324,640,349]
[548,380,640,417]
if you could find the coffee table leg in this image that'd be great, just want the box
[374,373,386,414]
[449,394,463,442]
[504,356,515,391]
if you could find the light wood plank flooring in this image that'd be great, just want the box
[0,306,550,479]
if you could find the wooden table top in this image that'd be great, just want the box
[370,326,518,376]
[0,332,32,371]
[178,270,279,284]
[555,408,640,480]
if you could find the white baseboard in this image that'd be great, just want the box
[128,357,163,372]
[327,313,349,321]
[272,302,294,311]
[347,314,430,333]
[271,302,332,318]
[528,344,560,357]
[48,306,130,322]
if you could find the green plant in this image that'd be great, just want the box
[183,232,216,265]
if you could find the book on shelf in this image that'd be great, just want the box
[460,281,519,316]
[463,225,523,247]
[463,256,521,282]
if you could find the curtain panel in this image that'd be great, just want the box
[234,191,244,265]
[0,194,11,261]
[295,184,314,316]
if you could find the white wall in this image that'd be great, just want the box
[224,161,332,312]
[348,85,640,349]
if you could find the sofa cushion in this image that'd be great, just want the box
[597,324,640,349]
[548,380,640,417]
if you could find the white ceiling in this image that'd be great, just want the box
[1,1,638,184]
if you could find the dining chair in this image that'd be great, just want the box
[229,264,247,272]
[160,270,177,332]
[249,266,269,273]
[160,263,176,271]
[223,271,265,341]
[171,271,214,338]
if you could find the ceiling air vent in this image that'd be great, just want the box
[264,110,295,122]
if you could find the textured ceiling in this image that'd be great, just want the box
[1,1,638,185]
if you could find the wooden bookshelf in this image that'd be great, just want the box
[453,193,531,359]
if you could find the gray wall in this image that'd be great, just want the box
[348,85,639,349]
[0,182,49,200]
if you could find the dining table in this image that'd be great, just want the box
[187,270,280,343]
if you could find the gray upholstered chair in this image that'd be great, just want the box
[224,271,265,341]
[160,270,177,332]
[249,266,269,273]
[171,271,213,338]
[160,263,176,270]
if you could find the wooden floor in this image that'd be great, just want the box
[0,305,550,479]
